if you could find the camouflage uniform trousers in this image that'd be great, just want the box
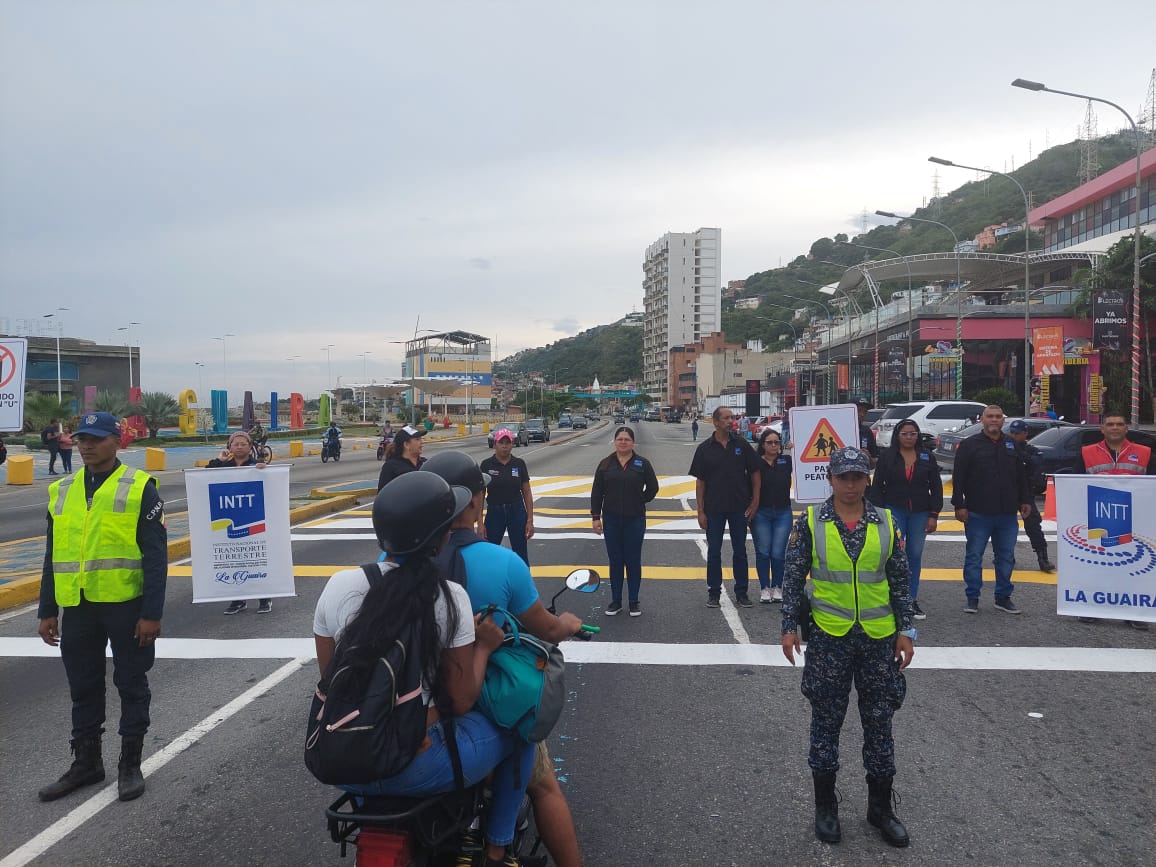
[801,623,907,777]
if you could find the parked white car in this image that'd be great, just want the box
[871,400,988,448]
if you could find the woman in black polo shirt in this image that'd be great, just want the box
[590,426,660,617]
[479,428,534,565]
[752,428,793,604]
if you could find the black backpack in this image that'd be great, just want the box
[41,427,52,445]
[304,565,430,785]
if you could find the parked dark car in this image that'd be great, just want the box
[934,418,1075,472]
[486,422,527,448]
[572,415,588,429]
[525,418,551,442]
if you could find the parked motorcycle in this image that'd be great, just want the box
[322,568,600,866]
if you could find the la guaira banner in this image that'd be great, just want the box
[186,465,296,603]
[1055,475,1156,623]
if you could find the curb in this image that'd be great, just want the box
[0,492,366,613]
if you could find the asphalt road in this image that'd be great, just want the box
[1,421,1153,866]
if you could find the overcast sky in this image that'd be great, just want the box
[2,1,1153,399]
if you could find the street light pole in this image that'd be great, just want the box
[213,333,234,395]
[930,156,1033,414]
[758,317,800,409]
[1012,78,1146,423]
[357,351,372,422]
[117,321,141,390]
[43,308,68,402]
[786,287,838,402]
[321,344,335,396]
[839,242,912,405]
[876,210,963,397]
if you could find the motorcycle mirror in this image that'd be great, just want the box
[565,568,601,592]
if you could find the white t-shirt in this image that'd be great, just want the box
[313,561,474,704]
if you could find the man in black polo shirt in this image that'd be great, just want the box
[690,406,762,607]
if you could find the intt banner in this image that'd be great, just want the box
[1055,475,1156,623]
[186,465,296,603]
[1092,289,1128,350]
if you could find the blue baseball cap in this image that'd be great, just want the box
[1008,419,1029,433]
[75,412,121,438]
[829,446,871,476]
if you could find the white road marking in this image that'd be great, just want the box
[695,538,751,644]
[0,656,310,867]
[0,603,37,623]
[1,638,1151,672]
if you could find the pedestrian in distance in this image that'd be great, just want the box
[312,472,534,867]
[856,400,880,468]
[377,424,427,490]
[480,428,535,565]
[1072,411,1155,631]
[208,431,273,615]
[689,406,761,608]
[36,412,167,803]
[1006,420,1056,573]
[57,424,75,474]
[950,405,1033,615]
[752,428,793,604]
[781,446,915,848]
[590,426,659,616]
[424,450,585,867]
[42,417,62,475]
[691,417,699,441]
[868,419,942,620]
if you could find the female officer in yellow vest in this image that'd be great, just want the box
[36,412,167,804]
[781,446,915,849]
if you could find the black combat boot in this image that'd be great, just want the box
[866,775,909,847]
[118,736,146,801]
[812,770,841,843]
[1035,548,1056,573]
[38,736,105,802]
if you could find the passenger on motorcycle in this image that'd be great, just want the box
[425,451,585,867]
[312,473,536,867]
[377,424,427,490]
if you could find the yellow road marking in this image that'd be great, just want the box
[165,564,1057,584]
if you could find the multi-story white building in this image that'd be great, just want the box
[642,227,721,401]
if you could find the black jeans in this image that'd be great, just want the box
[47,443,60,472]
[61,595,155,739]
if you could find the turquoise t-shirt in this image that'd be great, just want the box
[460,539,539,622]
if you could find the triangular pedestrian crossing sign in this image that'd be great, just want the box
[799,419,846,463]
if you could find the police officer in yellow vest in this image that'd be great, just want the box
[36,412,168,803]
[782,446,915,848]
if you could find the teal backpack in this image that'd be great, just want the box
[475,606,565,742]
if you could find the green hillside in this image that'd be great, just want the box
[499,321,643,385]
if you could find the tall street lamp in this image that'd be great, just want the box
[321,344,335,395]
[784,289,837,401]
[43,307,68,402]
[820,282,865,401]
[876,210,964,397]
[357,351,372,422]
[930,156,1033,414]
[1012,77,1147,423]
[285,355,301,391]
[839,242,912,404]
[118,321,141,390]
[551,368,569,417]
[213,333,235,394]
[758,316,801,408]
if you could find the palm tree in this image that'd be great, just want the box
[94,390,131,418]
[132,391,180,439]
[22,392,73,433]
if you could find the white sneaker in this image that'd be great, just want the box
[759,588,772,604]
[771,587,783,602]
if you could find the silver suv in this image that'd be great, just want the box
[872,400,988,448]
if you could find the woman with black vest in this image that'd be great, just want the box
[868,419,942,620]
[590,426,659,617]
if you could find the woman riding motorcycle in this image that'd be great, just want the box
[312,472,535,867]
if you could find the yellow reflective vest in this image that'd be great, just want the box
[807,505,897,639]
[47,466,153,606]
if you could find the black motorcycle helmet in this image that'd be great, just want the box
[373,472,471,555]
[422,450,490,495]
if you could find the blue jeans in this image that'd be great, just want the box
[888,507,928,601]
[603,513,645,605]
[751,506,793,590]
[963,512,1017,600]
[705,511,750,597]
[341,711,535,847]
[485,502,529,565]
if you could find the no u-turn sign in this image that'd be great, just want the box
[0,338,28,432]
